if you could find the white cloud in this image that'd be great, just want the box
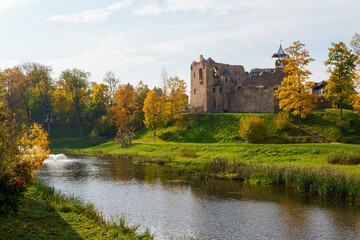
[46,0,132,23]
[0,0,34,14]
[133,2,162,16]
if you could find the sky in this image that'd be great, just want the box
[0,0,359,90]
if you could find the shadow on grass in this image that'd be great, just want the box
[0,198,83,240]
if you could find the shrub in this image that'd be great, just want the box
[275,111,293,131]
[328,151,360,165]
[238,115,268,143]
[179,150,197,158]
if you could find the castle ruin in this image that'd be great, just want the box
[190,45,288,113]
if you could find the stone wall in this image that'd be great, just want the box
[228,87,277,113]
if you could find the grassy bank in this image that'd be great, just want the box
[0,181,153,240]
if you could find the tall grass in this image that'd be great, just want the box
[328,151,360,165]
[206,157,360,201]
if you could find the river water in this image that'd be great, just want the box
[36,154,360,239]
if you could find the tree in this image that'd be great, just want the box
[103,71,120,107]
[275,41,316,130]
[89,83,109,120]
[164,76,188,124]
[60,69,90,137]
[159,66,168,91]
[132,81,149,131]
[324,42,357,120]
[0,67,25,119]
[26,65,54,133]
[53,80,73,121]
[0,106,49,214]
[143,89,165,143]
[110,84,135,134]
[350,33,360,114]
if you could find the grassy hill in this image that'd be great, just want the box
[302,109,360,143]
[134,109,360,144]
[49,109,360,144]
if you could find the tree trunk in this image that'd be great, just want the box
[340,102,343,121]
[76,105,84,137]
[46,104,51,134]
[153,130,156,144]
[298,109,302,133]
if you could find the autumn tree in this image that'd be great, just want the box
[324,42,357,120]
[164,76,188,124]
[132,81,149,131]
[275,41,316,131]
[0,106,49,214]
[143,89,165,143]
[103,71,120,107]
[53,80,73,121]
[60,68,90,137]
[89,83,109,120]
[110,84,135,134]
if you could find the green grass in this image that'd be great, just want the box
[51,138,360,176]
[302,109,360,142]
[134,110,360,144]
[0,181,153,240]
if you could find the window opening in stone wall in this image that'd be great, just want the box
[194,71,196,78]
[213,67,218,78]
[225,77,228,83]
[194,89,196,95]
[199,68,203,80]
[213,88,215,93]
[220,87,222,93]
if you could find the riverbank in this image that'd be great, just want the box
[51,139,360,202]
[0,181,153,240]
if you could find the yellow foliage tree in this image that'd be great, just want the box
[143,90,165,143]
[110,84,135,133]
[164,76,188,124]
[53,80,74,121]
[0,106,49,214]
[275,41,317,131]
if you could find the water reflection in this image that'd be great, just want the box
[37,155,360,239]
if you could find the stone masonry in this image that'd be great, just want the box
[190,46,287,113]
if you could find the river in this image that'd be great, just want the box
[36,154,360,239]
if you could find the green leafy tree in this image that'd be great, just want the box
[26,65,54,133]
[275,41,317,130]
[238,115,268,143]
[60,68,90,137]
[324,42,357,120]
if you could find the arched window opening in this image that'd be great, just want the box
[199,68,203,80]
[213,88,215,93]
[220,87,222,93]
[194,89,196,95]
